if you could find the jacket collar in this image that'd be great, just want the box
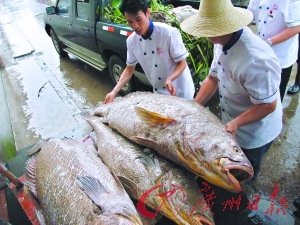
[223,29,243,55]
[142,20,154,40]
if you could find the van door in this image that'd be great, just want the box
[51,0,79,50]
[72,0,103,65]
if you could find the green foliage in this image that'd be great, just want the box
[1,137,16,163]
[102,0,214,83]
[111,0,121,7]
[102,4,127,24]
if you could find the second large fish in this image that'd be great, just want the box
[93,92,254,192]
[84,115,215,225]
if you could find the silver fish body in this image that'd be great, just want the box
[93,92,254,193]
[85,115,215,225]
[25,139,142,225]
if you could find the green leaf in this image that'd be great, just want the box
[111,0,121,8]
[114,8,122,17]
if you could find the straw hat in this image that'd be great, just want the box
[180,0,253,38]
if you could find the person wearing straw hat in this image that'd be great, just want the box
[181,0,282,179]
[104,0,195,103]
[247,0,300,101]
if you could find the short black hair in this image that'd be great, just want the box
[119,0,148,15]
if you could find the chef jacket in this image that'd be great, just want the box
[248,0,300,69]
[210,27,282,149]
[126,22,195,100]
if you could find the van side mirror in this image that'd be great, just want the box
[46,6,56,15]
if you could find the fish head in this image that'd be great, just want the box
[182,128,254,193]
[155,170,215,225]
[190,214,215,225]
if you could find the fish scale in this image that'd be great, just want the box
[93,92,254,193]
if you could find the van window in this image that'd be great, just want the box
[77,0,90,20]
[57,0,72,15]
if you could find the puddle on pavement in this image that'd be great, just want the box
[38,53,116,107]
[0,11,34,58]
[0,1,299,223]
[1,57,90,150]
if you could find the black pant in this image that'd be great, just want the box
[242,141,274,179]
[280,65,293,101]
[295,34,300,85]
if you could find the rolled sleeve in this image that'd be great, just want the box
[126,38,138,66]
[169,28,189,62]
[243,57,281,104]
[285,0,300,27]
[209,61,218,77]
[209,45,220,78]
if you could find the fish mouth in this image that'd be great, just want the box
[220,158,254,192]
[115,214,143,225]
[195,215,215,225]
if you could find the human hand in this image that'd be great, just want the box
[104,92,116,104]
[165,79,176,96]
[225,119,238,137]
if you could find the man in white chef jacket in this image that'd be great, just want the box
[247,0,300,101]
[104,0,195,103]
[181,0,282,179]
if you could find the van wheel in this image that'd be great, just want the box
[50,29,67,57]
[108,55,135,96]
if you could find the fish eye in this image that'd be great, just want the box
[234,146,240,153]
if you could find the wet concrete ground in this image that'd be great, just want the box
[0,0,299,224]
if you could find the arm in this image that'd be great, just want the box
[165,59,187,96]
[194,74,219,105]
[104,65,135,103]
[266,25,300,46]
[225,99,277,137]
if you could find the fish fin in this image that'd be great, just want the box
[134,106,176,126]
[89,131,98,145]
[35,209,46,225]
[118,176,139,195]
[130,136,160,150]
[76,175,107,208]
[138,149,162,175]
[81,134,90,142]
[25,157,38,199]
[110,171,125,189]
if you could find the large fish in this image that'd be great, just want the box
[93,92,254,193]
[84,115,215,225]
[25,139,143,225]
